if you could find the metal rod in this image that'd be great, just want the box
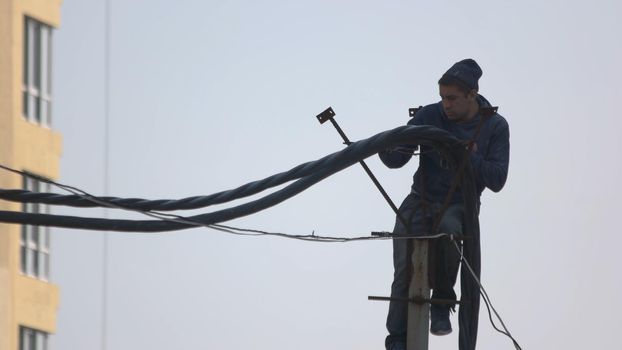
[368,296,465,305]
[317,108,410,231]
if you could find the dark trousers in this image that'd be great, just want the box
[385,194,463,348]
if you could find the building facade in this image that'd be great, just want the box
[0,0,63,349]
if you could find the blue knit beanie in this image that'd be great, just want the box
[440,59,482,91]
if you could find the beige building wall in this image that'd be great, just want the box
[0,0,63,349]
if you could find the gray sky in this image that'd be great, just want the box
[50,0,622,349]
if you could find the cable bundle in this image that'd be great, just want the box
[0,125,459,232]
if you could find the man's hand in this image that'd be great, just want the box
[470,142,478,153]
[461,140,478,153]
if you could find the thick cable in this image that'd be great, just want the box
[1,165,454,242]
[11,171,454,243]
[0,125,462,232]
[0,125,457,212]
[452,239,523,349]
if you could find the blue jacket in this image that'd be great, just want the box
[379,95,510,203]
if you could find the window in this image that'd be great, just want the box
[19,327,48,350]
[20,176,50,280]
[23,17,53,126]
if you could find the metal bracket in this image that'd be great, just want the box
[316,107,336,124]
[368,295,465,305]
[414,296,466,306]
[409,106,423,118]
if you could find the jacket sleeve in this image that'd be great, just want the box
[470,118,510,192]
[378,116,420,169]
[379,144,418,168]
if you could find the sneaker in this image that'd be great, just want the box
[430,304,452,336]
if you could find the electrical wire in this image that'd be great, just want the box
[452,239,523,349]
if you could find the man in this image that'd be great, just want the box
[379,59,510,350]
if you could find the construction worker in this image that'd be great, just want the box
[379,58,510,350]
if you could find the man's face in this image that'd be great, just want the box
[439,84,477,122]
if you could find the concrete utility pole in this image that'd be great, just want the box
[406,240,430,350]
